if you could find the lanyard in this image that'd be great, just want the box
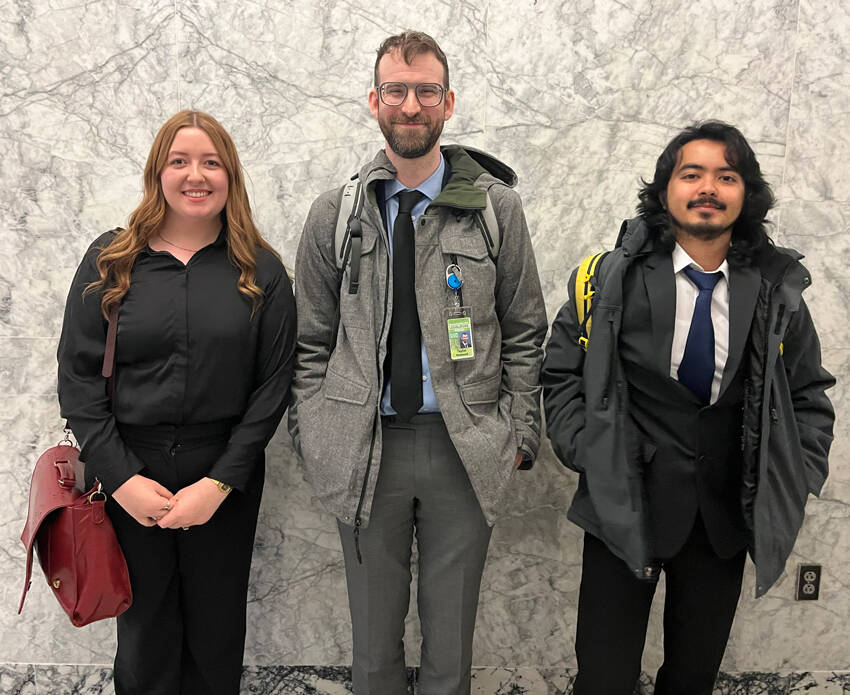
[446,260,463,307]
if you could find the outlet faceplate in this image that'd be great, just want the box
[796,564,821,601]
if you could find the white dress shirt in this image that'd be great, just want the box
[669,243,730,404]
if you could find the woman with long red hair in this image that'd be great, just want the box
[58,110,295,694]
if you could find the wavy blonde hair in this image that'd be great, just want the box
[88,110,278,316]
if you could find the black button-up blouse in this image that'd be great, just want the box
[57,229,296,494]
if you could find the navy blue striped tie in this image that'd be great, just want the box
[677,266,721,404]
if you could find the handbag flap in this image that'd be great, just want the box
[18,445,82,613]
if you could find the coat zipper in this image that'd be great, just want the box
[352,226,393,563]
[352,414,379,563]
[600,311,616,410]
[762,265,794,421]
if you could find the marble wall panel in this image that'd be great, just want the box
[1,0,181,339]
[482,0,797,316]
[1,0,848,685]
[472,453,579,667]
[246,434,353,665]
[729,0,850,673]
[484,0,799,130]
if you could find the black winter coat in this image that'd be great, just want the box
[542,218,834,595]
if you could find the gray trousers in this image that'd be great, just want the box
[338,414,493,695]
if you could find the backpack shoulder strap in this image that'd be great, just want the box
[335,176,365,294]
[337,180,501,292]
[575,251,609,351]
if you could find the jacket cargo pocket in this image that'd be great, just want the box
[439,232,495,305]
[460,373,500,406]
[324,368,371,405]
[439,232,489,262]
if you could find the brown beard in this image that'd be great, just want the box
[379,113,444,159]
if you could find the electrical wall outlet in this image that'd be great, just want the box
[795,564,821,601]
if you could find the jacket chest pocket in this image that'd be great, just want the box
[339,232,380,331]
[439,231,496,313]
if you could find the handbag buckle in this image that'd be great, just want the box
[59,426,76,448]
[88,482,107,504]
[54,460,77,488]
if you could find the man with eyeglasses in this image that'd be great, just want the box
[289,30,546,695]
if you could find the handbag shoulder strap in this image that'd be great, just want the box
[101,302,119,378]
[101,302,120,406]
[99,227,124,379]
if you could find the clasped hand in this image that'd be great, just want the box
[112,475,228,529]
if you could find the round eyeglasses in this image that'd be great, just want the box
[378,82,446,107]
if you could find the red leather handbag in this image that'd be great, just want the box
[18,439,132,627]
[19,299,131,626]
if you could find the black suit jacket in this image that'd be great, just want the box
[618,250,760,559]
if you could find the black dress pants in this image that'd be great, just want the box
[573,515,746,695]
[108,422,263,695]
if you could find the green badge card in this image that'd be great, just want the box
[446,309,475,361]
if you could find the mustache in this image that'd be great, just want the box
[687,197,726,210]
[392,117,428,125]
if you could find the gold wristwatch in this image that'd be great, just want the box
[208,478,232,494]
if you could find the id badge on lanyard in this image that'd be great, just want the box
[444,262,475,361]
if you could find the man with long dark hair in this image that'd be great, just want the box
[543,121,834,694]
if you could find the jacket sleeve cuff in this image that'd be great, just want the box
[92,457,145,496]
[516,447,534,470]
[514,424,540,460]
[207,444,259,493]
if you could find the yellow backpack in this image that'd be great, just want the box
[574,252,609,351]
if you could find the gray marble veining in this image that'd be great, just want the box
[1,0,848,683]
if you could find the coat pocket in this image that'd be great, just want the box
[460,373,500,406]
[629,440,656,512]
[439,232,496,310]
[439,232,489,262]
[297,369,375,519]
[324,368,371,405]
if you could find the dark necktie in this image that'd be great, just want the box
[677,266,722,404]
[390,189,425,421]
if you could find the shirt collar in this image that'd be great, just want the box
[142,223,227,255]
[383,153,446,203]
[212,224,228,247]
[672,242,729,282]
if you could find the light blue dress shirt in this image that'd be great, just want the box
[380,154,446,415]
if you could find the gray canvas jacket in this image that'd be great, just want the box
[542,217,835,595]
[288,146,547,528]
